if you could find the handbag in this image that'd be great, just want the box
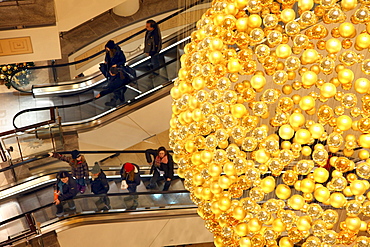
[121,180,128,190]
[99,63,109,78]
[121,65,136,82]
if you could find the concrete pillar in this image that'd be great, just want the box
[113,0,140,17]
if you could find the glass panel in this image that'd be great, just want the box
[11,67,52,92]
[57,45,182,124]
[32,192,194,225]
[0,217,29,243]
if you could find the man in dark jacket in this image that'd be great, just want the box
[100,40,126,78]
[91,162,110,211]
[145,147,174,191]
[95,67,130,107]
[54,171,78,217]
[144,20,162,77]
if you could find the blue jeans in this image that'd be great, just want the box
[150,53,160,74]
[148,169,171,191]
[76,178,85,186]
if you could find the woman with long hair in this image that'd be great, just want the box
[145,146,174,191]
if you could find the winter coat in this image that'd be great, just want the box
[120,163,141,186]
[91,170,110,195]
[52,153,89,179]
[104,45,126,70]
[99,70,130,97]
[54,173,78,201]
[145,149,174,179]
[144,28,162,56]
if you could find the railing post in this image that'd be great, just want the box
[55,107,65,150]
[24,213,37,233]
[16,136,23,162]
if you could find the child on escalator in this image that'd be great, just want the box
[49,150,89,194]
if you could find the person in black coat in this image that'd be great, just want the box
[120,162,141,210]
[95,67,130,106]
[145,146,174,191]
[91,162,111,211]
[54,171,78,217]
[100,40,126,78]
[144,20,162,77]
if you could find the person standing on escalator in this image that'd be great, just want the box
[95,67,130,106]
[54,171,78,217]
[144,20,162,78]
[145,147,173,191]
[120,162,141,210]
[91,162,111,211]
[100,40,126,79]
[49,150,89,194]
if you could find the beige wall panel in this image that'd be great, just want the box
[0,26,61,64]
[57,216,213,247]
[0,37,33,57]
[55,0,127,32]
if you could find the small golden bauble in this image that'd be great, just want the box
[297,216,312,231]
[341,0,358,11]
[336,115,353,131]
[331,27,340,38]
[301,146,312,156]
[314,186,330,202]
[250,74,266,90]
[338,22,356,38]
[301,49,319,64]
[279,237,294,247]
[320,83,337,98]
[281,141,292,150]
[300,178,315,193]
[309,123,325,139]
[292,94,301,104]
[359,149,370,160]
[299,95,315,111]
[355,33,370,50]
[338,69,354,84]
[350,180,367,195]
[345,217,361,231]
[282,84,293,95]
[248,218,262,232]
[276,44,292,59]
[248,14,262,28]
[325,38,342,53]
[330,192,347,208]
[301,71,317,87]
[313,167,329,183]
[359,134,370,148]
[295,129,311,144]
[279,124,295,139]
[354,78,370,94]
[272,218,286,232]
[275,184,291,199]
[288,194,306,210]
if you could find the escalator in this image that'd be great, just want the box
[12,27,190,130]
[10,0,211,131]
[0,150,195,246]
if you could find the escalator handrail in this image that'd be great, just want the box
[12,56,178,129]
[8,0,207,80]
[0,189,190,226]
[0,149,174,174]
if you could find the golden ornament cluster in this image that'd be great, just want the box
[169,0,370,246]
